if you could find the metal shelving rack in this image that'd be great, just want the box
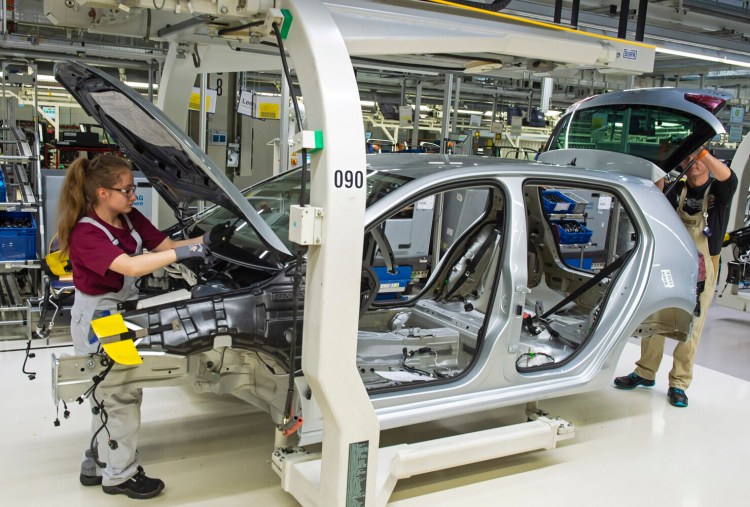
[0,62,44,338]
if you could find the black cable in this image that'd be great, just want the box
[81,359,115,468]
[272,21,309,424]
[89,392,110,468]
[21,337,36,380]
[218,20,265,36]
[215,345,228,372]
[255,351,279,374]
[271,22,307,207]
[2,343,78,354]
[401,347,434,377]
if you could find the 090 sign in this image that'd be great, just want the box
[334,170,364,189]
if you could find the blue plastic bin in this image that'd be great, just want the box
[567,257,593,270]
[552,220,593,245]
[374,265,413,301]
[0,170,6,203]
[0,211,37,260]
[541,190,575,214]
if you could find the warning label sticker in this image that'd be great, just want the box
[661,269,675,289]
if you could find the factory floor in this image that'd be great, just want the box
[1,299,749,506]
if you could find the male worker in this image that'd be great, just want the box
[614,148,737,407]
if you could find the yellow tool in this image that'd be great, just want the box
[91,313,142,366]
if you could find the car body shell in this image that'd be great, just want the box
[52,62,722,445]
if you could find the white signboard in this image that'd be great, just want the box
[398,105,413,127]
[729,125,744,143]
[237,91,281,119]
[510,116,523,137]
[730,106,745,124]
[237,90,254,117]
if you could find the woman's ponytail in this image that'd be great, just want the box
[56,155,132,254]
[57,158,90,254]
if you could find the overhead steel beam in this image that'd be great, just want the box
[506,0,750,59]
[635,0,647,42]
[618,0,630,39]
[553,0,562,24]
[0,34,166,66]
[325,0,654,74]
[571,0,580,29]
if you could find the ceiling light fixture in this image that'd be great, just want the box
[656,47,750,69]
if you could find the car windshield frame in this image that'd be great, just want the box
[545,103,718,172]
[196,168,415,267]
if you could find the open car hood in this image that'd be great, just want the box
[544,87,729,175]
[54,61,291,257]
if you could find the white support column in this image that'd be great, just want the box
[440,73,454,154]
[279,76,291,174]
[626,74,636,90]
[198,73,208,152]
[540,76,553,113]
[411,81,422,149]
[451,76,461,132]
[282,1,379,506]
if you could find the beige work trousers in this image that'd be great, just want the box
[634,255,719,390]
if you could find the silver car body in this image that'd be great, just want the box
[297,155,698,443]
[52,65,722,445]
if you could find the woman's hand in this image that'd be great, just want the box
[174,243,208,261]
[203,222,235,247]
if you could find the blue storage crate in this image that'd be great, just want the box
[552,220,593,245]
[373,265,413,301]
[0,211,37,260]
[0,170,5,203]
[541,190,575,214]
[566,257,593,270]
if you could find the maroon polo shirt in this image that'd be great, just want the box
[69,208,167,295]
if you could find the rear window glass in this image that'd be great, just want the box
[546,104,705,170]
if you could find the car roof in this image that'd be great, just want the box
[366,153,522,179]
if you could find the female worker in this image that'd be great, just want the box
[58,155,207,499]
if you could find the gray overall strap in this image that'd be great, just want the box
[78,216,119,245]
[78,215,143,254]
[119,213,143,254]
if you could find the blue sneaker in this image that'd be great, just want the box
[613,372,655,390]
[668,387,688,407]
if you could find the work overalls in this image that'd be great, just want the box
[70,213,144,487]
[636,183,718,390]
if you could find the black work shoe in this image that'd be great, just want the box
[102,467,164,499]
[80,473,102,486]
[668,387,688,407]
[613,372,656,390]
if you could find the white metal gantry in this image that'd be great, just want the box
[46,1,657,505]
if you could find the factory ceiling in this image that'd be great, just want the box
[2,0,750,112]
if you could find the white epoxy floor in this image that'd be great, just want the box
[1,306,749,506]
